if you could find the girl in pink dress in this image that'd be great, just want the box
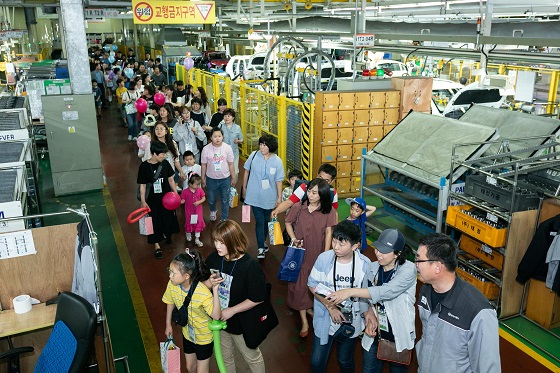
[181,173,206,246]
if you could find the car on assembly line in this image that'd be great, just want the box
[431,78,508,118]
[197,50,230,73]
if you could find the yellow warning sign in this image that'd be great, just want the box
[132,1,216,24]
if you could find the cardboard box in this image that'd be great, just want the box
[350,177,362,194]
[353,127,369,143]
[338,144,353,161]
[383,125,396,136]
[339,92,355,110]
[338,127,354,144]
[322,93,339,111]
[370,109,385,126]
[322,128,338,146]
[391,77,433,118]
[338,111,354,127]
[335,178,351,195]
[321,146,338,162]
[369,126,384,143]
[384,108,400,125]
[322,111,339,128]
[352,144,366,160]
[370,91,386,108]
[337,161,352,178]
[354,110,370,127]
[351,160,362,176]
[385,90,401,108]
[355,92,371,109]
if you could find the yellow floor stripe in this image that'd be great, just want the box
[499,328,560,372]
[103,188,161,372]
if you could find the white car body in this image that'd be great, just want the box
[431,78,507,118]
[374,60,411,77]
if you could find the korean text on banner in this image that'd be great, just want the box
[132,0,216,24]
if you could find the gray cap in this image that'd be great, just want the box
[373,229,405,254]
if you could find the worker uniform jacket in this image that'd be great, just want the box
[416,275,501,373]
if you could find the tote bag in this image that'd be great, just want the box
[160,338,181,373]
[277,243,305,282]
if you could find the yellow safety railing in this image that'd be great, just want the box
[176,65,309,174]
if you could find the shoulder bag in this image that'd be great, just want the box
[124,91,138,114]
[171,281,198,327]
[241,282,279,349]
[137,163,163,201]
[240,151,257,203]
[375,284,412,364]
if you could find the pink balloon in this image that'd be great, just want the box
[136,135,150,150]
[162,192,181,210]
[183,57,194,70]
[135,98,148,113]
[154,92,165,106]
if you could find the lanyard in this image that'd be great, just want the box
[333,251,355,291]
[221,257,238,276]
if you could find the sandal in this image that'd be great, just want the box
[154,248,163,259]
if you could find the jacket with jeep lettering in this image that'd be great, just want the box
[416,274,501,373]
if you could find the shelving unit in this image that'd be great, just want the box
[0,95,42,231]
[359,111,500,249]
[447,135,560,315]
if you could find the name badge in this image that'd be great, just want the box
[190,214,198,224]
[378,308,389,332]
[261,179,270,190]
[153,179,162,193]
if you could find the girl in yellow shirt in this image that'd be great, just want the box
[162,250,222,373]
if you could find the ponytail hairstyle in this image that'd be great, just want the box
[396,244,413,266]
[188,172,202,186]
[171,249,210,283]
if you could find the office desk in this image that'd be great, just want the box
[0,303,57,338]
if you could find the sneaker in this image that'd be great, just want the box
[263,245,269,253]
[154,248,163,259]
[127,135,132,141]
[257,248,266,259]
[132,136,138,141]
[186,233,192,242]
[209,211,217,222]
[195,239,203,247]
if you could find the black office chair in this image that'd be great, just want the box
[0,291,97,373]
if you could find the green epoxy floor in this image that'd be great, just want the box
[37,156,149,372]
[501,316,560,368]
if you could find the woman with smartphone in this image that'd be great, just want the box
[206,220,277,373]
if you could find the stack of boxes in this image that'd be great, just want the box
[314,89,401,197]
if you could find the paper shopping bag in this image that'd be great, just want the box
[160,338,181,373]
[139,215,154,235]
[268,218,284,245]
[242,204,251,222]
[229,187,239,208]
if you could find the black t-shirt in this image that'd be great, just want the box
[136,160,174,203]
[205,251,267,334]
[172,89,186,103]
[210,112,224,128]
[430,286,449,309]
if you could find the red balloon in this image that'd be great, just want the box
[127,207,150,224]
[135,98,148,113]
[154,92,165,106]
[162,192,181,210]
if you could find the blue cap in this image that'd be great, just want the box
[346,197,366,211]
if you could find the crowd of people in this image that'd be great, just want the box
[111,45,502,372]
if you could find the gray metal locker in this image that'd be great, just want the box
[42,94,103,196]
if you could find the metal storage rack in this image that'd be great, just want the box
[359,111,500,250]
[447,135,560,314]
[0,95,42,230]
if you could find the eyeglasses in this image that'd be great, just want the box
[414,258,438,264]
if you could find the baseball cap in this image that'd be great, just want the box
[346,197,366,211]
[373,229,405,254]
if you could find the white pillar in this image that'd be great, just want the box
[59,0,91,94]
